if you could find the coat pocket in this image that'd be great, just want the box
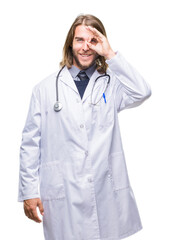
[39,161,65,201]
[108,152,130,191]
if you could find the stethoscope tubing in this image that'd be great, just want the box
[54,66,110,112]
[56,66,65,102]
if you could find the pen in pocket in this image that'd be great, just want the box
[103,93,106,103]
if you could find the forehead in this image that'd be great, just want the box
[74,25,94,39]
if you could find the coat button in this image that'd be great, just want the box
[88,177,93,182]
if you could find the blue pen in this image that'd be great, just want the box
[103,93,106,103]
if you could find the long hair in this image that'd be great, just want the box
[60,14,108,73]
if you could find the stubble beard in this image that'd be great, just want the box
[72,50,98,70]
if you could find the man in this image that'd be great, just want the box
[18,14,151,240]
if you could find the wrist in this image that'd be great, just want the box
[105,50,116,60]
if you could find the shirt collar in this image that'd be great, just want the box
[69,64,96,79]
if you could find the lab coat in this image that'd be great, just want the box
[18,52,151,240]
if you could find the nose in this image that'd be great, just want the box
[82,41,89,51]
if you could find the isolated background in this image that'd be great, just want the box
[0,0,168,239]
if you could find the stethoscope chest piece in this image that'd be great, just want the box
[54,101,62,112]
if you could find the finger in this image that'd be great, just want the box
[24,205,30,217]
[25,208,34,220]
[31,209,42,223]
[24,208,30,218]
[86,41,97,51]
[38,200,44,216]
[86,26,104,39]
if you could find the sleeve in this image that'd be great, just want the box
[18,87,41,202]
[106,52,152,112]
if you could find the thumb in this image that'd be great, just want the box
[37,199,44,216]
[87,42,96,51]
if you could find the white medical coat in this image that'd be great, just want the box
[18,52,151,240]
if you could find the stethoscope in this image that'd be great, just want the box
[54,66,110,112]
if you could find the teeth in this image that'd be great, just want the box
[81,55,90,57]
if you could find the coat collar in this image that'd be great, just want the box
[68,64,96,80]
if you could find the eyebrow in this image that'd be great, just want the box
[74,37,84,40]
[74,37,97,42]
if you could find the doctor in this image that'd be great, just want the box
[18,14,151,240]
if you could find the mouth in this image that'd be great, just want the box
[79,53,93,61]
[79,53,92,58]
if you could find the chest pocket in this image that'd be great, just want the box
[89,75,115,130]
[91,93,115,130]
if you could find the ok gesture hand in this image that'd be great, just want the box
[86,26,116,60]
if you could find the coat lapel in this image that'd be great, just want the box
[59,66,79,95]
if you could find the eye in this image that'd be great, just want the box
[91,38,97,44]
[76,38,83,42]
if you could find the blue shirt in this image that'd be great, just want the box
[69,64,96,98]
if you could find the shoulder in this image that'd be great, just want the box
[34,72,57,90]
[29,71,57,101]
[33,66,68,92]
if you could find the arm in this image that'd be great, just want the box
[18,87,44,222]
[106,52,151,111]
[86,26,151,111]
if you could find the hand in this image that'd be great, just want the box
[86,26,116,60]
[24,198,44,223]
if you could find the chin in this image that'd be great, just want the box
[78,60,95,70]
[80,63,92,69]
[73,52,96,69]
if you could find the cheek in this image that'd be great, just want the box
[72,42,81,53]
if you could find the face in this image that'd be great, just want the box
[72,25,98,70]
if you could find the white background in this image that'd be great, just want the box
[0,0,168,239]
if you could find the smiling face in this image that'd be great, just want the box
[72,25,98,70]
